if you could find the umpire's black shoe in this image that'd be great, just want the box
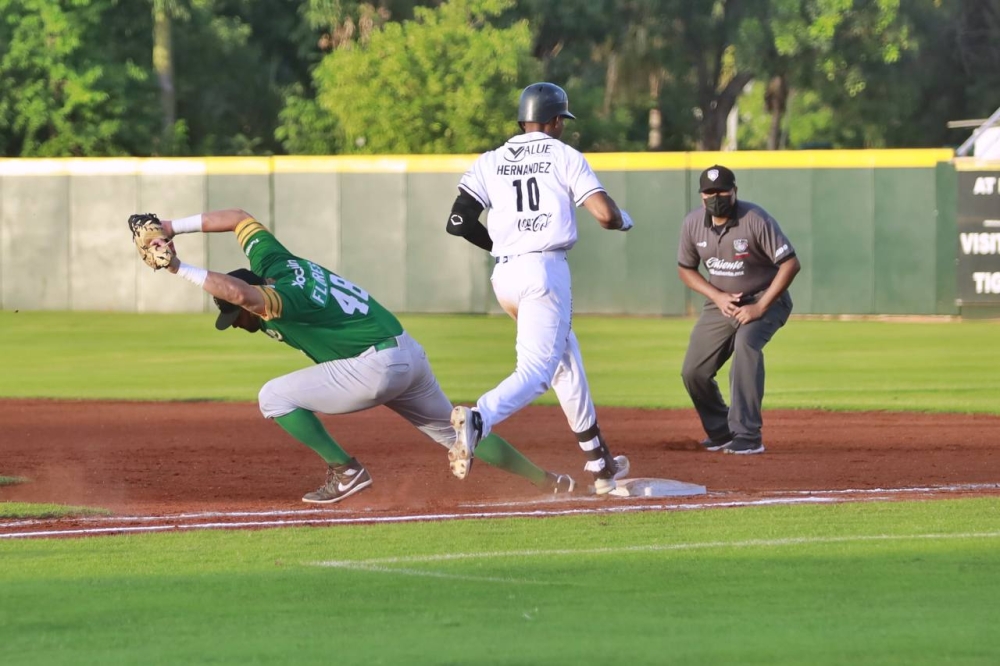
[723,440,765,455]
[302,458,373,504]
[699,436,733,452]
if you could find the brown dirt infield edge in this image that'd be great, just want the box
[1,399,998,537]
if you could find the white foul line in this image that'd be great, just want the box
[335,564,570,586]
[313,531,1000,571]
[0,496,836,539]
[1,483,998,539]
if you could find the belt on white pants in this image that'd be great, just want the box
[359,334,402,357]
[494,250,567,264]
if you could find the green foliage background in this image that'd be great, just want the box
[1,0,995,156]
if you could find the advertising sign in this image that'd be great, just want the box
[956,170,1000,304]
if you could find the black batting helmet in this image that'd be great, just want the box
[517,82,576,123]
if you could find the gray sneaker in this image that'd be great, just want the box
[699,436,733,452]
[724,441,765,455]
[302,458,373,504]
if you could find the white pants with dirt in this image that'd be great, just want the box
[476,250,598,437]
[257,332,455,448]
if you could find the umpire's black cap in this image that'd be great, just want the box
[699,165,737,192]
[214,268,266,330]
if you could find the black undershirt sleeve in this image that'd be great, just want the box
[446,191,492,252]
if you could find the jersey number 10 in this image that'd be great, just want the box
[513,177,541,212]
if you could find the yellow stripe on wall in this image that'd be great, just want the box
[0,158,140,177]
[0,149,956,178]
[204,157,272,175]
[685,149,954,170]
[0,157,207,176]
[273,155,478,173]
[953,157,1000,171]
[586,153,689,171]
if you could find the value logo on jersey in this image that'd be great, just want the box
[504,142,552,163]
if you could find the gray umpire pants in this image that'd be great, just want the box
[681,292,792,447]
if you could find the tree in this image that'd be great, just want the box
[283,0,540,154]
[514,0,660,151]
[0,0,160,156]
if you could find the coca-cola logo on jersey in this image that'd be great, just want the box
[517,213,552,232]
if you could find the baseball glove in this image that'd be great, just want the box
[128,213,175,270]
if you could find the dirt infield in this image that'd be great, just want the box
[2,399,998,537]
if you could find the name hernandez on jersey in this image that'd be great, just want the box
[495,162,552,176]
[234,218,402,363]
[459,132,606,257]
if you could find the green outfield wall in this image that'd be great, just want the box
[0,149,963,316]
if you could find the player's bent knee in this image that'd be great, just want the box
[258,380,297,419]
[681,367,709,388]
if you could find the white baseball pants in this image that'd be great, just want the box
[477,251,598,436]
[257,332,455,448]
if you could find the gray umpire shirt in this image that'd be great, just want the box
[677,200,796,299]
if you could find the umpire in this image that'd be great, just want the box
[677,165,801,455]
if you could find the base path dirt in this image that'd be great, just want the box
[2,399,998,537]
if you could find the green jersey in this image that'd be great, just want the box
[236,218,403,363]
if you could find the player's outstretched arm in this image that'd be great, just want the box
[155,241,266,316]
[581,192,633,231]
[161,208,256,237]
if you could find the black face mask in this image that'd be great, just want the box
[704,194,735,218]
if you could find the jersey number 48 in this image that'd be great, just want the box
[329,275,370,315]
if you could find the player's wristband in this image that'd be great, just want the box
[177,262,208,287]
[171,214,203,234]
[619,210,634,232]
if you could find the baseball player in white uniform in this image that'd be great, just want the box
[445,82,633,494]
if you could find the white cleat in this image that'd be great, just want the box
[593,455,630,495]
[612,455,630,480]
[449,406,482,480]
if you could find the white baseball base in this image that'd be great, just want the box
[608,477,707,498]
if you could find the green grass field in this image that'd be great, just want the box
[1,311,998,664]
[1,501,997,665]
[0,503,109,519]
[1,311,997,413]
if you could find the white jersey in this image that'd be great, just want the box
[458,132,605,257]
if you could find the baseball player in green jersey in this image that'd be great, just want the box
[144,208,576,504]
[677,165,801,455]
